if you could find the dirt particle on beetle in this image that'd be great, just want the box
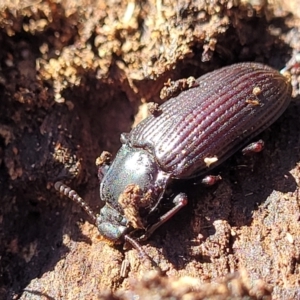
[252,86,262,96]
[160,76,199,100]
[204,156,218,167]
[118,184,153,230]
[147,102,162,116]
[96,151,112,167]
[246,99,260,106]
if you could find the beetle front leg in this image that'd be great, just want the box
[139,193,188,241]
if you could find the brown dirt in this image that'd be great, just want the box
[0,0,300,299]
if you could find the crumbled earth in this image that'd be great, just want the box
[0,0,300,299]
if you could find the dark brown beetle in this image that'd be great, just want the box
[56,62,292,254]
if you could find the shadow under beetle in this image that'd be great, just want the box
[55,62,292,258]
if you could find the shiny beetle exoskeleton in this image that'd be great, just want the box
[55,62,292,254]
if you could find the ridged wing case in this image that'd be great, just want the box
[128,62,292,179]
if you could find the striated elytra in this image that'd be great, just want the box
[56,62,292,255]
[129,62,292,178]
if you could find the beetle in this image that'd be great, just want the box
[55,62,292,255]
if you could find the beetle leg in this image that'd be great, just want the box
[242,139,264,155]
[201,175,222,186]
[124,235,150,260]
[139,193,188,241]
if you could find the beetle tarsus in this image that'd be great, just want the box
[124,235,148,259]
[201,175,222,186]
[242,139,265,155]
[124,234,161,271]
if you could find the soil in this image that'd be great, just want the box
[0,0,300,299]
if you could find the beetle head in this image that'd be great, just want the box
[98,143,169,241]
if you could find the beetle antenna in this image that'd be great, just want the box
[54,181,97,223]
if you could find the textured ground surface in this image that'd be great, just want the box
[0,0,300,299]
